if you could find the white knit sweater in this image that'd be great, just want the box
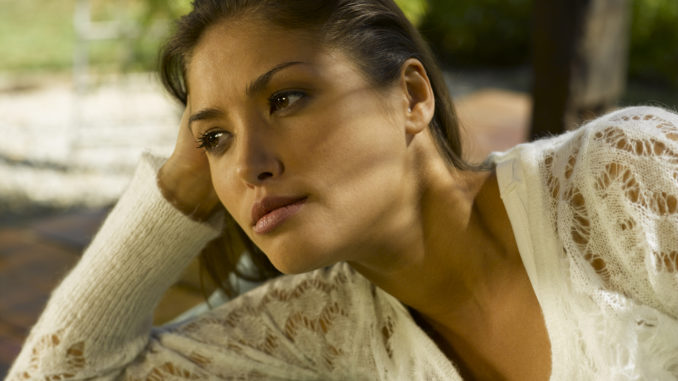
[7,106,678,380]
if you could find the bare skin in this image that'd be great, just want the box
[347,123,551,380]
[157,107,220,221]
[158,17,551,381]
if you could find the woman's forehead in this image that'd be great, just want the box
[184,20,369,107]
[193,18,321,65]
[187,19,324,85]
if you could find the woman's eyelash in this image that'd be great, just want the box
[268,91,306,114]
[195,91,306,153]
[196,130,231,153]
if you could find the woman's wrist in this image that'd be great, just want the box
[157,160,220,221]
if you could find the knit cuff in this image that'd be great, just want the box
[33,152,222,352]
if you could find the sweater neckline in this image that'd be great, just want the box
[491,146,571,381]
[363,278,463,378]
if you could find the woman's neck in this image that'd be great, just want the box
[347,131,542,374]
[348,135,551,379]
[348,125,519,317]
[349,160,521,325]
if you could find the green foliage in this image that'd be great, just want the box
[418,0,533,67]
[1,0,676,89]
[0,0,76,71]
[418,0,678,87]
[0,0,192,74]
[629,0,678,86]
[395,0,428,26]
[119,0,193,71]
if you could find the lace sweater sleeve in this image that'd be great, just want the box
[549,106,678,319]
[7,153,222,380]
[7,154,397,381]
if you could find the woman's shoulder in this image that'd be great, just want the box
[579,105,678,154]
[540,106,678,318]
[512,105,678,201]
[546,105,678,156]
[541,105,678,209]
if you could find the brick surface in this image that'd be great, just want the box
[0,229,39,256]
[0,321,29,366]
[0,211,104,375]
[32,208,109,251]
[0,335,22,377]
[0,208,208,374]
[0,241,77,332]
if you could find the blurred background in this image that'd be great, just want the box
[0,0,677,375]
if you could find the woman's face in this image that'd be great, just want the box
[187,18,420,273]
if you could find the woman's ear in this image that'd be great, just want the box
[400,58,435,136]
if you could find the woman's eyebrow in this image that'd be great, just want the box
[188,108,224,132]
[246,61,306,96]
[188,61,307,132]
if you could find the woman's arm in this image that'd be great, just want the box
[562,106,678,318]
[157,106,221,222]
[6,151,371,380]
[6,150,370,380]
[7,104,233,379]
[6,152,221,380]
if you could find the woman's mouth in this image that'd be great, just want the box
[251,196,307,234]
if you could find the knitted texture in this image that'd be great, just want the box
[7,107,678,380]
[6,153,458,380]
[495,106,678,380]
[543,107,678,380]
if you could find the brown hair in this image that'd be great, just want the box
[159,0,472,298]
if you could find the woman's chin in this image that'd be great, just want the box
[266,248,337,275]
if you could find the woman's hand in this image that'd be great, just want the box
[157,106,221,221]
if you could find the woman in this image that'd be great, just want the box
[8,0,678,380]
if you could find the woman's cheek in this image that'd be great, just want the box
[209,162,239,216]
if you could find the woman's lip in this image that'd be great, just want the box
[251,196,307,234]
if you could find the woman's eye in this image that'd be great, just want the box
[197,130,232,154]
[269,91,305,114]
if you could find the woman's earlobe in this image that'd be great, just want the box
[405,109,427,136]
[401,58,435,135]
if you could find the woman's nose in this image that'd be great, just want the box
[235,129,284,187]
